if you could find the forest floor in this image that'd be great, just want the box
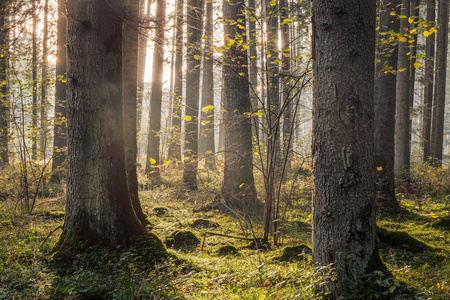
[1,165,450,299]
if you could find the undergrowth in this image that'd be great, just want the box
[1,163,450,299]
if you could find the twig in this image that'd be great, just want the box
[201,231,253,251]
[40,225,62,248]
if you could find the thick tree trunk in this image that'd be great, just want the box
[59,0,147,248]
[221,0,257,207]
[430,0,448,165]
[394,0,411,183]
[422,0,436,162]
[123,0,148,225]
[145,0,166,180]
[183,0,202,189]
[168,0,183,160]
[0,9,8,167]
[200,0,215,168]
[374,0,400,205]
[51,0,67,181]
[312,0,382,296]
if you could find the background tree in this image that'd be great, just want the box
[168,0,183,160]
[422,0,436,162]
[221,0,256,206]
[394,0,410,183]
[312,0,382,296]
[183,0,202,189]
[31,0,37,160]
[39,0,48,158]
[199,0,215,168]
[430,0,448,165]
[374,0,400,206]
[0,3,9,167]
[51,0,67,181]
[123,0,148,225]
[146,0,166,180]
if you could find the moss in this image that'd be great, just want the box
[152,206,169,216]
[277,244,312,262]
[130,234,168,265]
[217,245,238,256]
[190,218,220,229]
[165,230,200,250]
[245,238,271,250]
[431,216,450,229]
[376,227,431,253]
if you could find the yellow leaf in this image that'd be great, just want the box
[149,157,156,164]
[377,167,383,171]
[183,115,192,121]
[201,105,214,113]
[398,68,407,72]
[423,31,432,37]
[306,54,311,59]
[408,17,414,24]
[414,62,422,68]
[398,36,407,43]
[390,11,396,16]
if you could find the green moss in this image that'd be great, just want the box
[431,216,450,229]
[277,244,312,262]
[377,227,431,253]
[165,230,200,250]
[217,245,238,256]
[130,234,168,265]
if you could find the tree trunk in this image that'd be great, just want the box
[39,0,49,159]
[51,0,67,181]
[123,0,148,225]
[422,0,436,162]
[168,0,183,160]
[394,0,411,183]
[145,0,166,180]
[136,0,151,153]
[0,8,8,167]
[59,0,147,248]
[183,0,202,189]
[221,0,257,207]
[374,0,400,205]
[31,0,37,160]
[200,0,215,168]
[312,0,382,296]
[247,0,258,110]
[408,0,420,152]
[430,0,448,165]
[280,0,292,169]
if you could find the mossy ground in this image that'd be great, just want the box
[1,163,450,299]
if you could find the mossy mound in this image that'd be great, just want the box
[277,244,312,262]
[152,207,169,216]
[245,238,271,251]
[37,211,65,220]
[431,216,450,229]
[130,234,169,265]
[217,245,238,256]
[165,230,200,249]
[190,219,220,229]
[377,227,431,252]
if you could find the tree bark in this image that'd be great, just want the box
[123,0,148,225]
[200,0,215,168]
[312,0,382,296]
[183,0,202,189]
[59,0,147,248]
[221,0,257,206]
[136,0,151,152]
[430,0,448,165]
[0,6,8,167]
[31,0,37,160]
[39,0,49,159]
[145,0,166,180]
[394,0,411,183]
[374,0,400,205]
[51,0,67,181]
[168,0,183,160]
[422,0,436,162]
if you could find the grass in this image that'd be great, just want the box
[1,164,450,299]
